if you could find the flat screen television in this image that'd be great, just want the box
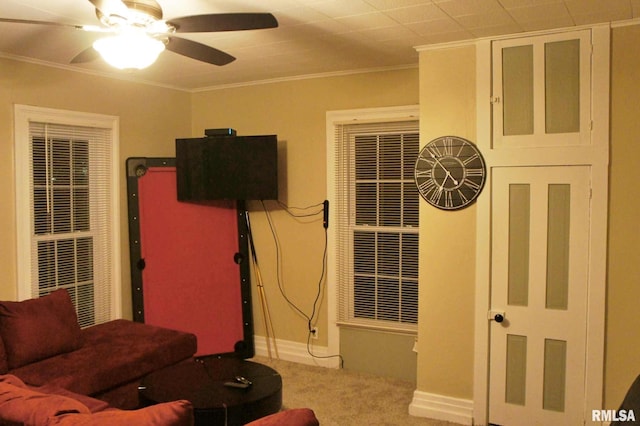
[176,134,278,201]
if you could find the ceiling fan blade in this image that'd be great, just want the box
[71,46,100,64]
[166,36,235,66]
[167,13,278,33]
[87,0,131,19]
[0,17,83,30]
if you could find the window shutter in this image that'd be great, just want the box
[334,119,419,333]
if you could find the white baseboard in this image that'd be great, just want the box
[252,335,341,368]
[409,390,474,425]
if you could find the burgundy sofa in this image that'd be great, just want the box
[0,289,320,425]
[0,372,318,426]
[0,373,194,425]
[0,289,197,410]
[0,373,318,425]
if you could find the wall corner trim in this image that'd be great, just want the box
[409,390,474,425]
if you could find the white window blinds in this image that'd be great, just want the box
[28,121,114,327]
[334,119,419,333]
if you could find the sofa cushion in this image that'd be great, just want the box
[0,336,8,375]
[0,289,83,370]
[0,374,90,426]
[47,400,194,426]
[10,319,197,399]
[36,384,110,413]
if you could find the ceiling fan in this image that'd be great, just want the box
[0,0,278,69]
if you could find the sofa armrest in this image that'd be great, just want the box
[0,374,90,425]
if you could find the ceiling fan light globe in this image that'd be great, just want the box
[93,33,164,69]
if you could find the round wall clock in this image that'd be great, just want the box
[414,135,487,210]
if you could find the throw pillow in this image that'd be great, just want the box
[47,400,194,426]
[0,375,90,425]
[0,289,83,369]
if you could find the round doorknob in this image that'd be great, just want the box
[494,314,504,323]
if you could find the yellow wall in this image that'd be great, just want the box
[416,45,477,398]
[0,58,192,316]
[191,69,420,345]
[606,23,640,408]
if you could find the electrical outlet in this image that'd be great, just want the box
[310,327,319,340]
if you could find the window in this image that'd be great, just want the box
[15,105,120,327]
[329,107,419,333]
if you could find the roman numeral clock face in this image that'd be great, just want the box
[414,136,487,210]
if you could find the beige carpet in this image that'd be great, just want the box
[251,356,463,426]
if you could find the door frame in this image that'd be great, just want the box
[472,25,610,425]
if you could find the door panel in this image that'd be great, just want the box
[489,166,590,425]
[492,30,591,148]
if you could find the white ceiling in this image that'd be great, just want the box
[1,0,638,91]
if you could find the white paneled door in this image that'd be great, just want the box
[489,166,591,425]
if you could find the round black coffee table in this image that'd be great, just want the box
[139,356,282,426]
